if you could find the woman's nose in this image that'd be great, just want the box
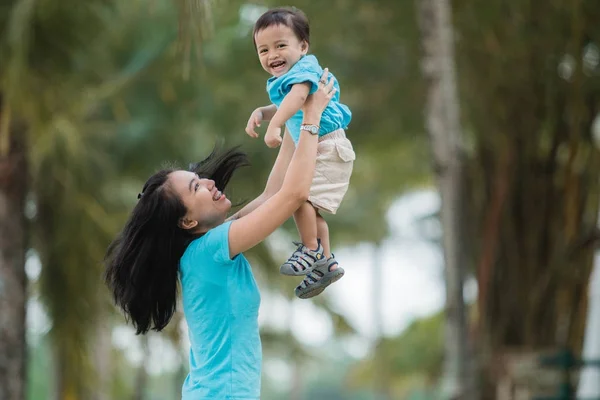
[197,178,214,188]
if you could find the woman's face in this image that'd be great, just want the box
[169,170,231,233]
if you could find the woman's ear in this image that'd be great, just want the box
[178,217,198,231]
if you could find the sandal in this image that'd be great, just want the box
[280,240,326,276]
[295,254,344,299]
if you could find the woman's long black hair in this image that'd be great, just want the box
[104,146,249,334]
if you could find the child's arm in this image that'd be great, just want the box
[264,83,311,148]
[258,104,278,121]
[270,83,310,128]
[246,104,278,138]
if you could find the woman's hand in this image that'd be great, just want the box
[302,68,336,122]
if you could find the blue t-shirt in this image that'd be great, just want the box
[179,221,262,400]
[266,54,352,143]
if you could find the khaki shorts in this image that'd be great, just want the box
[308,129,355,214]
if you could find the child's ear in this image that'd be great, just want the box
[301,41,309,54]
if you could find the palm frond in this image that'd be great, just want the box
[172,0,216,79]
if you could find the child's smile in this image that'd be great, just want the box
[255,24,308,77]
[268,59,289,76]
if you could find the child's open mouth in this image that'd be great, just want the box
[270,60,286,73]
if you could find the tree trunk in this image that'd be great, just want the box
[372,241,390,400]
[417,0,472,398]
[92,317,112,400]
[452,1,600,396]
[133,336,149,400]
[577,254,600,397]
[0,98,29,400]
[288,304,302,400]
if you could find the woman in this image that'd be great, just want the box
[105,70,336,399]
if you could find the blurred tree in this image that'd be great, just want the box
[451,0,600,395]
[0,1,114,397]
[417,0,471,398]
[3,0,435,398]
[347,312,444,399]
[0,0,211,398]
[0,98,27,400]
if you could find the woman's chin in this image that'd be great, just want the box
[221,198,232,213]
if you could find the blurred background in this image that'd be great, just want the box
[1,0,599,399]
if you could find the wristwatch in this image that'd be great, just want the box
[300,124,320,135]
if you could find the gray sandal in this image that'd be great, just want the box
[280,240,326,276]
[295,255,344,299]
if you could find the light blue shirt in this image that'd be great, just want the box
[266,54,352,143]
[179,221,262,400]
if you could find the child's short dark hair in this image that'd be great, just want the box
[253,7,310,48]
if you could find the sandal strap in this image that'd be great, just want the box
[298,268,325,289]
[287,250,319,272]
[284,241,324,273]
[328,261,338,272]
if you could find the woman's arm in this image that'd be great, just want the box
[226,130,295,221]
[228,70,335,258]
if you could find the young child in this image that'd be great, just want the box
[245,7,355,299]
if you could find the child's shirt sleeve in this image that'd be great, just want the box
[268,56,322,101]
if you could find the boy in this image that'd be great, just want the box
[246,7,355,298]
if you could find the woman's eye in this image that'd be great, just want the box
[195,183,200,191]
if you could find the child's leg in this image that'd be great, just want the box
[293,202,319,250]
[316,212,332,259]
[294,211,344,298]
[280,202,325,277]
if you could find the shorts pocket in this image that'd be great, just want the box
[335,140,356,162]
[316,141,355,185]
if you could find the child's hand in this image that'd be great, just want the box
[245,108,263,138]
[264,125,283,148]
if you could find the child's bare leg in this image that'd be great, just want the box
[316,212,332,258]
[293,202,318,250]
[280,202,324,277]
[294,211,343,299]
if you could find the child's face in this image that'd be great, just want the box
[254,24,308,77]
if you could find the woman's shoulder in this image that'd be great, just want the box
[203,220,232,242]
[182,221,234,266]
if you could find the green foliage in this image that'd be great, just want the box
[453,0,600,354]
[4,0,435,397]
[4,0,599,397]
[347,312,444,398]
[27,337,52,400]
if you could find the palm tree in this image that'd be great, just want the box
[2,0,442,397]
[0,100,28,400]
[0,0,211,398]
[0,2,113,397]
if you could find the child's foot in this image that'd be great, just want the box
[295,254,345,299]
[279,240,326,276]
